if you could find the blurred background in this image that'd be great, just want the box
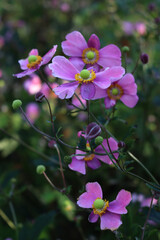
[0,0,160,239]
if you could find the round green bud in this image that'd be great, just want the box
[11,178,17,184]
[93,199,104,209]
[95,136,103,146]
[80,69,90,79]
[36,165,46,174]
[86,51,95,60]
[12,99,22,110]
[112,88,119,96]
[28,55,37,63]
[122,46,130,52]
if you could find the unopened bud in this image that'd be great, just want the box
[140,53,149,64]
[148,3,156,12]
[122,46,130,52]
[12,99,22,109]
[86,122,101,140]
[95,136,103,146]
[48,140,56,148]
[36,165,46,174]
[118,141,126,148]
[35,92,45,103]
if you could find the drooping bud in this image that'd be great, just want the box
[93,199,104,209]
[122,46,130,52]
[95,136,103,146]
[140,53,149,64]
[80,69,90,79]
[86,122,101,140]
[48,140,56,148]
[28,55,37,63]
[118,141,126,148]
[12,99,22,109]
[35,91,45,103]
[36,165,46,174]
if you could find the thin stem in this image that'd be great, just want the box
[141,194,154,240]
[54,144,67,188]
[87,100,90,124]
[39,70,53,91]
[132,55,140,74]
[74,93,86,109]
[43,172,59,191]
[9,201,18,239]
[44,96,55,133]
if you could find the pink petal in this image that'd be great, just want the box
[49,56,78,80]
[69,157,86,175]
[29,49,39,56]
[118,73,137,95]
[105,66,125,83]
[77,182,103,208]
[92,86,107,99]
[87,157,101,169]
[53,82,78,99]
[62,31,88,56]
[99,44,122,68]
[88,34,100,50]
[94,70,111,89]
[88,211,99,223]
[69,57,85,71]
[75,149,86,160]
[13,69,36,78]
[104,97,116,109]
[120,94,139,108]
[41,45,57,65]
[18,58,28,70]
[80,83,95,100]
[116,189,132,206]
[100,212,122,231]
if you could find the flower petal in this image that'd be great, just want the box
[69,57,85,71]
[105,66,125,83]
[88,211,99,223]
[99,44,122,68]
[69,157,86,175]
[87,158,101,169]
[92,86,107,100]
[116,189,132,206]
[118,73,137,95]
[29,49,39,56]
[62,31,88,56]
[49,56,78,80]
[100,212,122,231]
[41,45,57,65]
[94,71,111,89]
[53,82,78,99]
[88,34,100,50]
[104,97,116,109]
[18,58,28,70]
[13,69,36,78]
[80,83,95,100]
[77,182,103,208]
[120,94,139,108]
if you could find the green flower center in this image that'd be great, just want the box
[86,51,95,60]
[112,88,119,96]
[93,199,105,209]
[80,69,90,79]
[28,55,38,63]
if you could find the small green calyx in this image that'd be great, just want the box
[36,165,46,174]
[87,51,95,60]
[28,55,38,63]
[80,69,90,79]
[122,46,130,52]
[12,99,22,110]
[95,136,103,146]
[93,199,104,209]
[112,88,119,96]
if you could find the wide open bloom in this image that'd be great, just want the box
[69,137,119,175]
[62,31,122,69]
[13,45,57,78]
[93,73,138,108]
[77,182,132,231]
[49,56,125,100]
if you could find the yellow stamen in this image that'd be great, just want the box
[92,197,109,216]
[107,83,123,100]
[75,69,96,84]
[84,154,95,161]
[27,55,42,69]
[82,47,99,64]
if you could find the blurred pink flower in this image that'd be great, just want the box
[135,22,146,36]
[41,83,58,98]
[0,69,2,78]
[0,36,5,48]
[26,103,40,123]
[60,3,70,12]
[122,21,146,36]
[23,74,42,95]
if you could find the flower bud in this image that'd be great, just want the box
[48,140,56,148]
[148,3,156,12]
[122,46,130,52]
[86,122,101,140]
[155,17,160,25]
[118,141,126,148]
[35,91,45,103]
[140,53,149,64]
[12,99,22,109]
[36,165,46,174]
[95,136,103,146]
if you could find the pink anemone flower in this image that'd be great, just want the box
[93,73,138,108]
[69,137,119,174]
[77,182,132,231]
[49,56,125,100]
[62,31,122,69]
[13,45,57,78]
[23,74,42,95]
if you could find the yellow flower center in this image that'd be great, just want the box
[27,55,42,69]
[107,83,123,100]
[82,47,99,64]
[92,197,109,216]
[75,69,96,84]
[84,143,95,161]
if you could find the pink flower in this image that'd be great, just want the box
[26,103,40,123]
[135,22,146,36]
[69,137,119,174]
[141,197,157,208]
[77,182,132,231]
[49,56,125,100]
[93,73,138,108]
[23,74,42,95]
[41,83,58,99]
[62,31,122,69]
[13,45,57,78]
